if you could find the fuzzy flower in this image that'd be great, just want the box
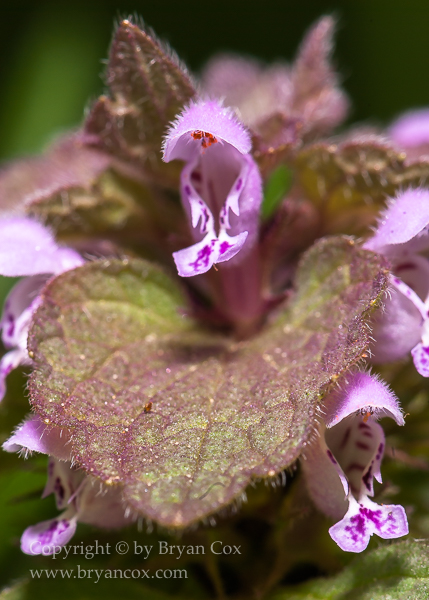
[364,188,429,375]
[0,217,83,401]
[3,415,133,555]
[302,371,408,552]
[389,108,429,149]
[162,100,263,277]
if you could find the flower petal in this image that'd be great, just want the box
[1,275,46,349]
[21,511,77,556]
[0,217,83,277]
[326,416,385,495]
[2,414,72,460]
[329,496,408,553]
[371,287,423,364]
[324,371,404,427]
[364,189,429,255]
[163,100,251,162]
[302,426,349,520]
[172,231,248,277]
[411,342,429,377]
[0,349,27,402]
[389,109,429,148]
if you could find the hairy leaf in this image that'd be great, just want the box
[289,16,349,135]
[295,136,429,235]
[27,168,188,262]
[28,238,387,527]
[0,136,110,214]
[270,541,429,600]
[83,19,196,187]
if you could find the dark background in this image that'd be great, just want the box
[0,0,428,161]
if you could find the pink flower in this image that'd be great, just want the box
[364,188,429,375]
[4,415,133,555]
[0,217,83,400]
[163,100,262,277]
[302,371,408,552]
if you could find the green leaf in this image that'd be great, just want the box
[270,541,429,599]
[262,165,293,220]
[84,19,196,188]
[0,577,189,600]
[28,238,387,528]
[295,137,429,236]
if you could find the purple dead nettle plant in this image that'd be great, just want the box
[1,15,425,559]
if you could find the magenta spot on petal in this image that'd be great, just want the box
[356,441,370,450]
[6,315,14,338]
[37,519,70,546]
[235,178,243,191]
[358,422,371,430]
[184,185,191,196]
[362,465,372,491]
[396,262,417,272]
[326,449,337,464]
[376,443,384,460]
[201,209,210,231]
[219,241,232,255]
[339,427,351,449]
[54,477,65,502]
[345,504,400,545]
[346,463,366,473]
[189,243,215,271]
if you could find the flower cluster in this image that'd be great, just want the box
[1,16,428,567]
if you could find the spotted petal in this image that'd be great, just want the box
[329,496,408,553]
[173,231,248,277]
[21,511,77,556]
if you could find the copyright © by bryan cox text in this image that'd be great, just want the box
[29,540,242,559]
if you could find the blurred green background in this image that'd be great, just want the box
[0,0,429,162]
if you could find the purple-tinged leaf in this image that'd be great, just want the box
[28,238,387,528]
[201,16,347,172]
[0,136,110,215]
[83,19,196,188]
[295,136,429,236]
[27,168,188,260]
[289,16,349,135]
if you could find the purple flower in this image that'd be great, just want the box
[364,188,429,375]
[0,217,83,401]
[302,371,408,552]
[389,108,429,149]
[163,100,263,277]
[3,415,133,555]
